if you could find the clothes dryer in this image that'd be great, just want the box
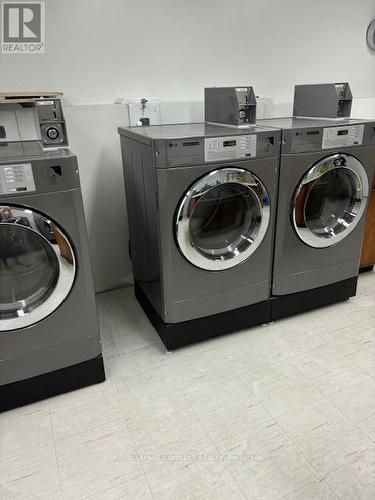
[118,123,281,349]
[257,117,375,319]
[0,141,105,411]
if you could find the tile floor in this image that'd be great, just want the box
[1,271,375,499]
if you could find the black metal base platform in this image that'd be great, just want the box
[359,265,374,273]
[0,355,106,413]
[135,276,358,349]
[271,276,358,320]
[134,281,271,350]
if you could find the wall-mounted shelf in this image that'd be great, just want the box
[0,92,63,105]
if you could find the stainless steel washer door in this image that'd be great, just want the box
[0,206,76,331]
[292,154,369,248]
[175,168,270,271]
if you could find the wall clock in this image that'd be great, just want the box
[367,19,375,51]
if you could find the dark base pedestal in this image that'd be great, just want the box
[359,265,374,273]
[271,277,358,320]
[135,277,358,350]
[135,281,271,350]
[0,355,106,413]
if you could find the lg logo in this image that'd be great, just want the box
[2,2,45,53]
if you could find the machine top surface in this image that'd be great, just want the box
[118,122,277,140]
[0,140,74,162]
[257,116,374,130]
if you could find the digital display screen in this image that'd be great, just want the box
[337,130,349,136]
[223,140,237,147]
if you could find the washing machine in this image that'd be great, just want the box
[0,141,105,411]
[118,123,281,349]
[257,117,375,319]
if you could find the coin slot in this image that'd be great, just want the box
[51,166,62,176]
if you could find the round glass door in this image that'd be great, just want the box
[292,154,369,248]
[0,206,76,331]
[175,168,270,270]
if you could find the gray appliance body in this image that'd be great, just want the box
[258,117,375,297]
[118,123,281,325]
[0,141,103,393]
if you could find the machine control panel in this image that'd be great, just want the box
[281,122,374,154]
[161,131,279,167]
[322,124,364,149]
[204,135,257,161]
[0,163,36,195]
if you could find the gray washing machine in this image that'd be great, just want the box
[257,117,375,319]
[0,141,105,411]
[118,123,281,349]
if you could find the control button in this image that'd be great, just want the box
[46,127,59,140]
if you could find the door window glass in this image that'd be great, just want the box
[304,169,356,237]
[292,153,369,248]
[0,225,59,319]
[294,168,358,240]
[189,182,261,260]
[175,167,271,271]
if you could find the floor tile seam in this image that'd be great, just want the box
[105,387,157,500]
[273,412,336,484]
[282,353,372,399]
[47,403,65,498]
[277,410,375,481]
[111,340,157,357]
[0,435,57,464]
[322,448,375,495]
[268,385,375,477]
[279,477,341,500]
[232,475,258,500]
[327,393,375,438]
[166,362,245,490]
[238,358,325,399]
[120,360,220,497]
[233,374,328,483]
[77,472,154,500]
[238,368,329,422]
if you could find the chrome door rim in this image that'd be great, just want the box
[292,154,369,248]
[175,168,271,271]
[0,206,76,331]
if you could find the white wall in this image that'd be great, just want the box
[0,0,374,292]
[1,0,374,103]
